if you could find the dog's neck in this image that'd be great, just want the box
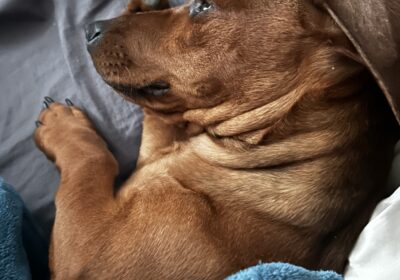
[183,44,368,147]
[190,76,372,170]
[179,78,397,231]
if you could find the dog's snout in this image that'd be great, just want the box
[85,20,110,45]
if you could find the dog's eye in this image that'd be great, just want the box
[189,0,213,17]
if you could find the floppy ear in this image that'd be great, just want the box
[314,0,400,125]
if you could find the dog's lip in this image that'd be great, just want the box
[107,81,170,97]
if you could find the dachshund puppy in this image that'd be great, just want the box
[35,0,399,279]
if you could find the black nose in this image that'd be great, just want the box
[85,20,110,45]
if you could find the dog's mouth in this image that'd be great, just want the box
[107,81,171,98]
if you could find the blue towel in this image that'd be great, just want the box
[0,177,30,280]
[227,263,343,280]
[0,177,49,280]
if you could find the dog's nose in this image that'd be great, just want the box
[85,20,109,45]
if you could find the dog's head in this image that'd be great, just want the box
[86,0,380,135]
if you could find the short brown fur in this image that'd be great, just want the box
[35,0,399,279]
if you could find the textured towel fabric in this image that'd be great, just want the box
[227,263,343,280]
[0,177,30,280]
[0,177,49,280]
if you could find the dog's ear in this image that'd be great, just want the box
[313,0,400,125]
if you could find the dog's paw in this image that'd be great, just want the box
[35,97,112,167]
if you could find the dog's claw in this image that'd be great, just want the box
[44,96,55,104]
[65,98,74,106]
[35,120,43,128]
[43,101,49,109]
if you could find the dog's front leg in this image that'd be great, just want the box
[136,109,190,167]
[35,98,118,276]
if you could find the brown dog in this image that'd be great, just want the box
[35,0,399,279]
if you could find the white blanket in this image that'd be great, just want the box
[345,187,400,280]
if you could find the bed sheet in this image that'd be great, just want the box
[0,0,143,238]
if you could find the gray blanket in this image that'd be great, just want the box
[0,0,143,238]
